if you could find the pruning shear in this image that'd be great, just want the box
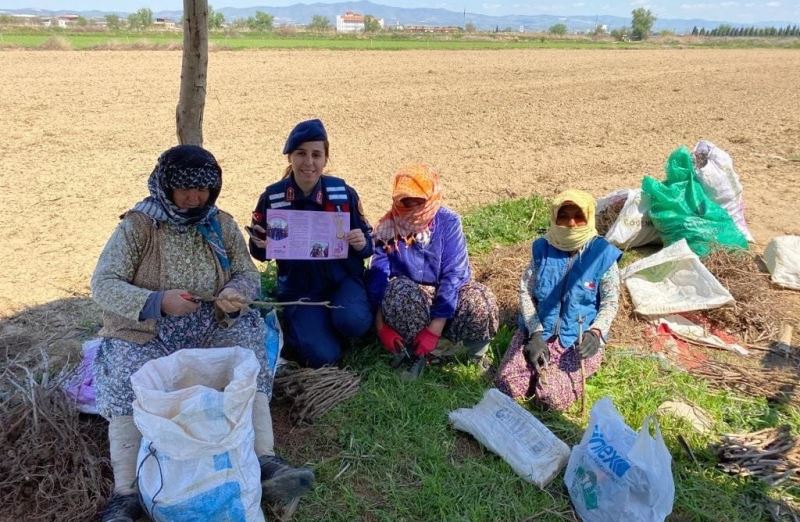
[390,342,427,380]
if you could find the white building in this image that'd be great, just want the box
[336,11,383,32]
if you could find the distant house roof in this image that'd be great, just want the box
[340,11,364,23]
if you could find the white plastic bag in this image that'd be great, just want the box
[693,140,754,242]
[764,235,800,291]
[565,397,674,522]
[622,239,734,316]
[132,347,265,522]
[597,189,661,249]
[448,388,570,488]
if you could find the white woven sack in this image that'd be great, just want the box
[693,140,754,242]
[132,347,265,522]
[449,388,570,488]
[597,189,661,249]
[622,239,734,316]
[764,235,800,290]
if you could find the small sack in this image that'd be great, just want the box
[622,239,734,316]
[132,347,265,522]
[448,388,570,488]
[693,140,754,242]
[596,189,660,249]
[63,338,101,414]
[763,235,800,290]
[565,397,674,522]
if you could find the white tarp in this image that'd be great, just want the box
[622,239,734,316]
[763,235,800,291]
[597,188,661,249]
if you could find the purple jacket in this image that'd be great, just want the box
[366,206,471,319]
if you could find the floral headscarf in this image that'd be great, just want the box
[374,163,443,251]
[131,145,230,270]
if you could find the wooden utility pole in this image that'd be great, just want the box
[176,0,208,146]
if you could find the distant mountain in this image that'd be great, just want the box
[2,1,797,33]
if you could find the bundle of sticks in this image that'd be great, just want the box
[273,365,361,425]
[716,426,800,486]
[688,358,800,406]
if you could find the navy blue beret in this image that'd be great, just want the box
[283,119,328,155]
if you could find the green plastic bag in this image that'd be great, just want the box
[642,146,748,256]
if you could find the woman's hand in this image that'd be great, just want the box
[347,228,367,251]
[216,287,249,315]
[161,289,200,316]
[246,224,268,250]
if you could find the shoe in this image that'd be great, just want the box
[259,455,315,504]
[100,492,143,522]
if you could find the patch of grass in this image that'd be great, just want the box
[461,195,550,256]
[261,193,799,519]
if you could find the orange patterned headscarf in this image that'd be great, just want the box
[375,163,443,249]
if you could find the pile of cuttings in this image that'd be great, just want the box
[717,426,800,486]
[0,362,111,521]
[596,199,625,237]
[689,357,800,407]
[472,242,530,326]
[702,248,789,345]
[273,365,361,425]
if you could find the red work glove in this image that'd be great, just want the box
[413,328,440,357]
[378,324,404,354]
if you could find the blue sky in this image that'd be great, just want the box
[3,0,799,23]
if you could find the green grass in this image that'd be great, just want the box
[1,29,798,50]
[262,194,799,520]
[461,195,550,256]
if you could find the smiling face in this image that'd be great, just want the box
[289,140,328,195]
[556,202,587,228]
[171,187,211,211]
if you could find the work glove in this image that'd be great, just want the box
[413,328,441,357]
[378,324,404,354]
[523,332,549,372]
[579,329,602,359]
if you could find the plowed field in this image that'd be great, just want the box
[1,48,799,313]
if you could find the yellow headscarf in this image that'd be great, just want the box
[544,189,597,252]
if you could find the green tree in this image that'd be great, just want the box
[76,16,89,27]
[308,15,330,32]
[630,7,656,40]
[548,23,567,35]
[208,5,225,29]
[247,11,273,31]
[610,27,629,41]
[128,7,153,30]
[0,14,13,25]
[691,26,698,36]
[465,22,476,32]
[105,14,121,30]
[363,14,381,32]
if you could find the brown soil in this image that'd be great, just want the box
[1,48,799,354]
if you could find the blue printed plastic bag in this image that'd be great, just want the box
[565,397,674,522]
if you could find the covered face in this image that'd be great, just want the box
[374,163,443,249]
[544,189,598,252]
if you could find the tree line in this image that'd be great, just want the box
[691,24,800,37]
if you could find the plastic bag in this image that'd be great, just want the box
[642,146,749,256]
[622,239,734,316]
[693,140,754,242]
[596,189,661,249]
[764,235,800,290]
[62,338,100,414]
[565,397,674,522]
[132,347,265,522]
[262,309,283,400]
[448,388,570,488]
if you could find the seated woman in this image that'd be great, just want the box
[248,119,373,368]
[91,145,313,522]
[366,163,499,363]
[495,190,621,411]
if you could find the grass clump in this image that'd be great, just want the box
[462,195,549,256]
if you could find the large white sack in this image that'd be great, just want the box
[132,347,265,522]
[763,235,800,290]
[597,189,661,249]
[448,388,570,488]
[622,239,734,316]
[565,397,674,522]
[693,140,754,242]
